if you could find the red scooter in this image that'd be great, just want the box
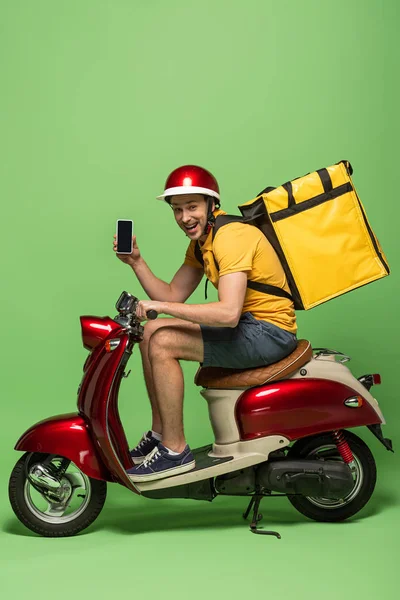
[9,291,393,538]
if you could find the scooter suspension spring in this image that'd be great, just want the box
[332,430,354,464]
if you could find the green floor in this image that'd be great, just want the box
[1,456,398,599]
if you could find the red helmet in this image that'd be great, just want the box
[157,165,220,202]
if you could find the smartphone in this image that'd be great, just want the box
[116,219,133,254]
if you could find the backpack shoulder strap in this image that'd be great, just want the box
[247,280,293,302]
[194,241,204,267]
[210,215,245,271]
[212,214,294,303]
[193,215,242,267]
[212,214,245,240]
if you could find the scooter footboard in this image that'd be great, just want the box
[14,412,113,481]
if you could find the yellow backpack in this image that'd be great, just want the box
[196,160,390,310]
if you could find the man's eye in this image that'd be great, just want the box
[189,205,196,210]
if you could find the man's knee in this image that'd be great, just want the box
[141,318,166,347]
[148,328,173,360]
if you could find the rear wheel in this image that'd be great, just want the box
[9,453,107,537]
[287,431,376,522]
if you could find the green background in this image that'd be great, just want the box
[1,0,398,597]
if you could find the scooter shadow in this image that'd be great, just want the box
[92,489,396,536]
[2,491,395,538]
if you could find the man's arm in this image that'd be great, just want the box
[132,259,203,302]
[114,235,203,302]
[139,271,248,327]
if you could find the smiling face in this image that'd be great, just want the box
[169,194,215,241]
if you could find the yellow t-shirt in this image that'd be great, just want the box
[184,212,297,334]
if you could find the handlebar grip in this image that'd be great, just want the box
[146,310,158,320]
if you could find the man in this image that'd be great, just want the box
[113,165,297,483]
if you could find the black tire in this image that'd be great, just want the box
[9,453,107,537]
[287,431,376,522]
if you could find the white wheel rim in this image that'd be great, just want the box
[24,460,92,525]
[304,444,364,509]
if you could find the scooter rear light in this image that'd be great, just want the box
[358,373,382,391]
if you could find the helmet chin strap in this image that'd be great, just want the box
[202,196,215,236]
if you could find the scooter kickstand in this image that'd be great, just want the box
[242,496,255,520]
[248,495,281,539]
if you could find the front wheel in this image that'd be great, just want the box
[287,431,376,522]
[9,453,107,537]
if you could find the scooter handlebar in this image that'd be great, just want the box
[146,310,158,320]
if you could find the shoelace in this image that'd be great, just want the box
[139,446,161,469]
[135,433,150,450]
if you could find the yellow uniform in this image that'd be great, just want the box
[184,211,297,334]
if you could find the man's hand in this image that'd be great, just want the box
[136,300,166,322]
[113,235,141,267]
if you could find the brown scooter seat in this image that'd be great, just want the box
[194,339,313,389]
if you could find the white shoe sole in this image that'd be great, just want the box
[128,460,196,482]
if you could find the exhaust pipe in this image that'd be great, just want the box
[257,459,354,498]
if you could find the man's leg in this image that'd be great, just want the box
[139,318,202,435]
[148,324,204,452]
[139,320,163,434]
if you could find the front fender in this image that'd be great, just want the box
[15,413,113,482]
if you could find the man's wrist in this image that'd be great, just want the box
[159,301,169,315]
[129,256,144,271]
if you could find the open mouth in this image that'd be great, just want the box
[184,223,199,233]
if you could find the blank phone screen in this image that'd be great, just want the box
[117,220,133,253]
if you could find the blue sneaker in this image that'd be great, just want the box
[130,431,159,465]
[127,443,195,482]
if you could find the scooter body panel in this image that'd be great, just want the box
[290,355,385,423]
[14,413,114,481]
[77,327,140,493]
[236,378,381,441]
